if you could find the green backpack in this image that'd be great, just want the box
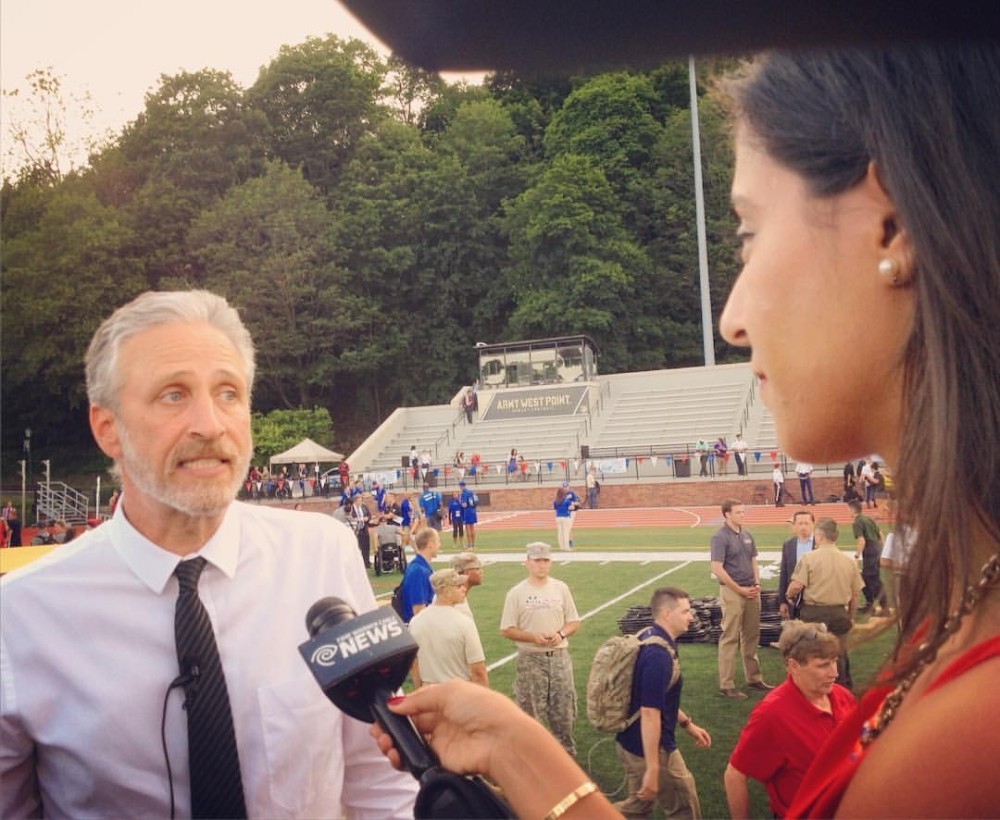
[586,632,680,733]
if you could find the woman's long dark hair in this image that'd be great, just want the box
[724,44,1000,683]
[555,486,567,504]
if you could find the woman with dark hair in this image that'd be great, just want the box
[720,43,1000,816]
[372,42,999,817]
[553,482,580,551]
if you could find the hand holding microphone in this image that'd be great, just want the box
[299,597,513,818]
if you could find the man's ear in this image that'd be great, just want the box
[90,405,123,459]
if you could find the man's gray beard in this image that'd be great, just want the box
[116,424,251,518]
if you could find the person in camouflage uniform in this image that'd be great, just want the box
[500,541,581,756]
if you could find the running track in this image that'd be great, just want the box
[477,502,891,530]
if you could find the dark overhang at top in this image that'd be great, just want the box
[340,0,997,74]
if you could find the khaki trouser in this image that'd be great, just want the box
[717,584,763,690]
[556,516,573,550]
[513,649,576,757]
[613,744,701,818]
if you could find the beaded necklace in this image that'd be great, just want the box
[860,550,1000,747]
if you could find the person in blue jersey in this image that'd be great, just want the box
[459,481,478,549]
[553,482,580,551]
[399,491,415,549]
[373,480,387,514]
[419,482,444,532]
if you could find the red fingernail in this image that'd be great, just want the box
[388,695,405,705]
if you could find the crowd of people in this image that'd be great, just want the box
[389,502,883,819]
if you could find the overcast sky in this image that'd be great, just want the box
[1,0,465,174]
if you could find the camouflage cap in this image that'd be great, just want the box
[526,541,552,559]
[430,569,465,591]
[450,552,483,572]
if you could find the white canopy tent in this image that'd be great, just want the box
[268,438,344,467]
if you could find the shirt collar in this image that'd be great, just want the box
[649,621,678,648]
[110,499,242,594]
[787,676,839,717]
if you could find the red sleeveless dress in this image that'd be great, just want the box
[787,634,1000,817]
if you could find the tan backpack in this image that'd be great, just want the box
[586,632,679,733]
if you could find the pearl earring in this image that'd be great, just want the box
[878,257,900,286]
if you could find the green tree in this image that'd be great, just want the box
[501,154,648,369]
[1,183,145,444]
[177,160,373,410]
[544,73,662,192]
[117,69,264,198]
[247,36,386,195]
[419,81,488,136]
[328,120,435,425]
[643,94,741,366]
[486,72,575,159]
[382,56,446,126]
[430,98,532,350]
[107,69,266,285]
[250,406,335,465]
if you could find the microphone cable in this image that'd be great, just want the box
[160,662,200,819]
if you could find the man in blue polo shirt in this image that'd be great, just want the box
[615,587,712,818]
[399,528,440,622]
[419,482,444,532]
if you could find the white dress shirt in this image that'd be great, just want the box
[0,501,417,819]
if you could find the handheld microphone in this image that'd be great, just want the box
[299,597,513,819]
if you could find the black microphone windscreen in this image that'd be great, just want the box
[306,596,356,637]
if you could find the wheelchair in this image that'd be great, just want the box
[374,537,407,576]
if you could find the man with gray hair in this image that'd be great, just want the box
[725,621,855,818]
[500,541,581,756]
[0,291,417,818]
[409,569,488,688]
[786,517,863,689]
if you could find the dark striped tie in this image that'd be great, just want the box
[174,558,247,819]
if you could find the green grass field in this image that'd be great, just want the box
[370,523,895,818]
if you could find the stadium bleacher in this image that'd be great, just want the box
[350,362,795,484]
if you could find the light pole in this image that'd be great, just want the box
[23,428,33,522]
[42,459,52,520]
[689,55,715,367]
[19,460,26,523]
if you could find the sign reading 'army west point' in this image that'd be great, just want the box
[482,385,588,420]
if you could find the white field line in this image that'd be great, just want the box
[669,506,702,527]
[486,560,692,672]
[479,510,533,525]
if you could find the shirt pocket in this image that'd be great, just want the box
[257,674,342,814]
